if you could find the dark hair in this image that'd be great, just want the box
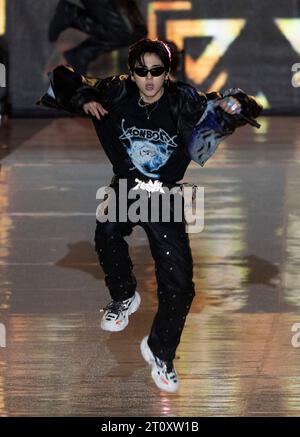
[164,40,180,76]
[127,38,171,72]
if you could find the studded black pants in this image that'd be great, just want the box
[94,178,195,361]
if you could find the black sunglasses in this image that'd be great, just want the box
[133,66,166,77]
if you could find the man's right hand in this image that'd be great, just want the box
[83,101,109,120]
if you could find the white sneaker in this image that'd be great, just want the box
[140,336,179,393]
[100,292,141,332]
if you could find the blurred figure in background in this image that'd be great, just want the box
[48,0,148,74]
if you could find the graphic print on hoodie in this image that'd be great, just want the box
[119,118,178,178]
[92,88,191,183]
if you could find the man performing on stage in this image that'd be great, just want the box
[38,38,262,393]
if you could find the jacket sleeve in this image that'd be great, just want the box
[36,65,124,114]
[187,88,263,167]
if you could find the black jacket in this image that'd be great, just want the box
[37,65,262,166]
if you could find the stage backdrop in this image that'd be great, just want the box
[3,0,300,115]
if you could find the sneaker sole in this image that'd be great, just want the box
[101,291,141,332]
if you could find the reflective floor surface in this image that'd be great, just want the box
[0,117,300,416]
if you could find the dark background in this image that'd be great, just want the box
[4,0,300,115]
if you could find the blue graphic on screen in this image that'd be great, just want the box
[119,119,178,178]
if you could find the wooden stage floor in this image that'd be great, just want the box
[0,116,300,416]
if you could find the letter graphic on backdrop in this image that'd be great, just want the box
[148,2,245,89]
[275,19,300,55]
[165,19,246,87]
[147,1,300,111]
